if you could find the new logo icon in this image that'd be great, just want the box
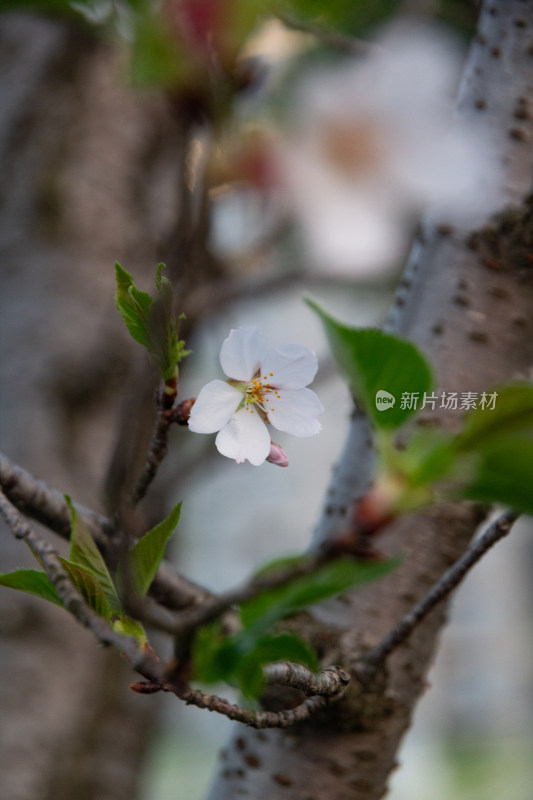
[375,390,395,410]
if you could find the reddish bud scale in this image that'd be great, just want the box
[173,397,196,425]
[319,485,398,560]
[129,681,162,694]
[319,529,385,561]
[238,138,280,190]
[352,489,397,537]
[143,641,160,658]
[207,129,277,189]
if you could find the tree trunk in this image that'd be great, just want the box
[205,2,533,798]
[0,12,183,799]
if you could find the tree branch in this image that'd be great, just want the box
[131,379,178,506]
[264,662,351,697]
[1,482,354,728]
[166,552,330,637]
[0,450,111,541]
[175,664,350,728]
[360,509,519,675]
[0,450,210,610]
[0,488,163,682]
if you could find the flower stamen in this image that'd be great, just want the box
[242,373,281,425]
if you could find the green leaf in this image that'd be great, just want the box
[0,569,64,607]
[307,299,433,429]
[241,557,397,634]
[192,623,242,684]
[248,631,319,672]
[455,385,533,453]
[129,13,192,89]
[192,554,395,698]
[252,553,308,578]
[392,429,456,489]
[66,497,122,615]
[125,502,182,597]
[451,385,533,514]
[236,631,319,698]
[115,262,154,349]
[59,558,115,619]
[192,624,319,699]
[464,438,533,515]
[112,615,147,646]
[277,0,402,37]
[229,0,266,49]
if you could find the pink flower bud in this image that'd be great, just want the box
[266,441,289,468]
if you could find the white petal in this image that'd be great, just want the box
[267,388,324,438]
[219,327,268,381]
[260,344,318,389]
[188,381,242,434]
[281,145,405,275]
[215,407,271,466]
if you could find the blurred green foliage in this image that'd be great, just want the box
[275,0,401,37]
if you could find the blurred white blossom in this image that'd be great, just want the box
[278,23,501,276]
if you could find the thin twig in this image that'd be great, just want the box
[176,664,350,728]
[131,380,178,506]
[361,509,519,675]
[0,451,111,541]
[161,552,330,637]
[0,489,163,682]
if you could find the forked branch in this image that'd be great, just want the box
[0,450,208,610]
[175,664,350,729]
[361,509,519,676]
[0,488,162,681]
[0,485,351,728]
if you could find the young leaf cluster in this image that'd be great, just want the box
[0,499,182,648]
[309,299,533,516]
[115,263,190,382]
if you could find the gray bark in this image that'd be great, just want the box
[2,3,533,800]
[205,2,533,798]
[0,12,183,800]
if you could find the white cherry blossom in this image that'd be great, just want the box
[188,326,323,465]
